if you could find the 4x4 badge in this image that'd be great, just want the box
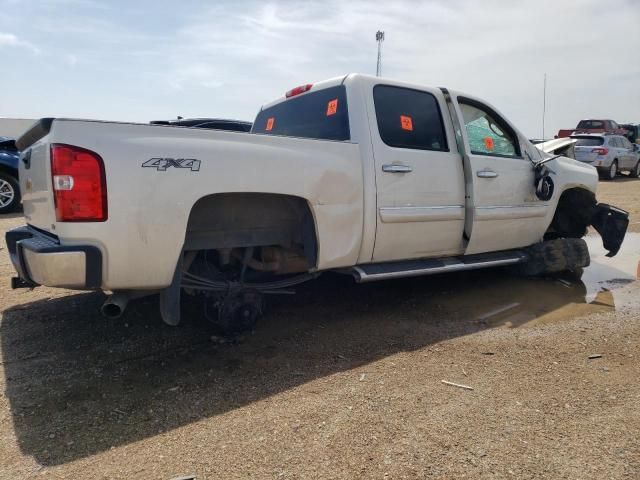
[142,158,201,172]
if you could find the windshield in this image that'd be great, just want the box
[577,120,605,129]
[252,85,350,141]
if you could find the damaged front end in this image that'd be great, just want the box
[590,203,629,257]
[546,189,629,257]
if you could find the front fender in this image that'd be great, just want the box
[552,156,598,195]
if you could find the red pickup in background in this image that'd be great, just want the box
[556,119,628,138]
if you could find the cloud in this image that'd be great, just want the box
[64,53,78,66]
[1,0,638,134]
[0,32,40,54]
[163,0,640,135]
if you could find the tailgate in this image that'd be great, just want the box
[574,146,597,163]
[16,119,56,231]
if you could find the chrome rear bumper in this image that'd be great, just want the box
[5,225,102,289]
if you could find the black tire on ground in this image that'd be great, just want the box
[629,161,640,178]
[0,172,20,214]
[517,238,590,277]
[604,160,618,181]
[553,267,585,282]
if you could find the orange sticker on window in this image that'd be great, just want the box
[327,98,338,116]
[400,115,413,131]
[483,136,494,151]
[266,117,275,131]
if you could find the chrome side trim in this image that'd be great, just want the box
[475,204,548,221]
[379,205,464,223]
[353,255,525,283]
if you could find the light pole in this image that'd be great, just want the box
[376,30,385,77]
[542,73,547,140]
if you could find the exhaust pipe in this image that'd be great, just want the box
[100,290,157,319]
[101,292,130,319]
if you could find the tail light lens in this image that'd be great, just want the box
[50,144,107,222]
[591,147,609,155]
[285,83,313,98]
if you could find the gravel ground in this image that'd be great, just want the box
[1,178,639,479]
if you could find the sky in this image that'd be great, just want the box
[1,0,638,138]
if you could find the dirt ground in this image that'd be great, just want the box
[1,178,639,479]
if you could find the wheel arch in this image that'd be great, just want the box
[545,186,596,239]
[0,164,18,179]
[184,192,319,268]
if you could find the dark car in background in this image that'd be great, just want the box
[621,124,640,145]
[0,137,20,213]
[150,118,252,132]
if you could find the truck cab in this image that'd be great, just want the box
[252,75,597,262]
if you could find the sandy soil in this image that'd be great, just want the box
[1,178,639,479]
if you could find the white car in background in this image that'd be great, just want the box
[572,133,640,180]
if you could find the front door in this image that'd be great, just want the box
[454,97,551,255]
[369,84,466,262]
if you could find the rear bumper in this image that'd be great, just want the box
[5,225,102,289]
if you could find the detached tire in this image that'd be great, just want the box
[518,238,590,277]
[0,172,20,214]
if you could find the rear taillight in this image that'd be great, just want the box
[591,148,609,155]
[50,144,107,222]
[285,83,313,98]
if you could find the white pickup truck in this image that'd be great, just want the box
[7,74,628,332]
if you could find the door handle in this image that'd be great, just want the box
[477,169,498,178]
[382,164,412,173]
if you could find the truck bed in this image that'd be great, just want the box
[17,118,365,289]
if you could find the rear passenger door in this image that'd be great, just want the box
[610,137,627,167]
[369,84,466,262]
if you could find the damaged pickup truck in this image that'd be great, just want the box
[7,74,628,333]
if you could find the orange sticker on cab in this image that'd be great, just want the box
[326,99,338,116]
[400,115,413,131]
[266,117,275,131]
[483,136,495,151]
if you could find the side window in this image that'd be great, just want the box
[373,85,448,151]
[459,99,520,158]
[611,137,621,148]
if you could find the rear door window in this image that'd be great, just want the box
[252,85,349,141]
[373,85,448,151]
